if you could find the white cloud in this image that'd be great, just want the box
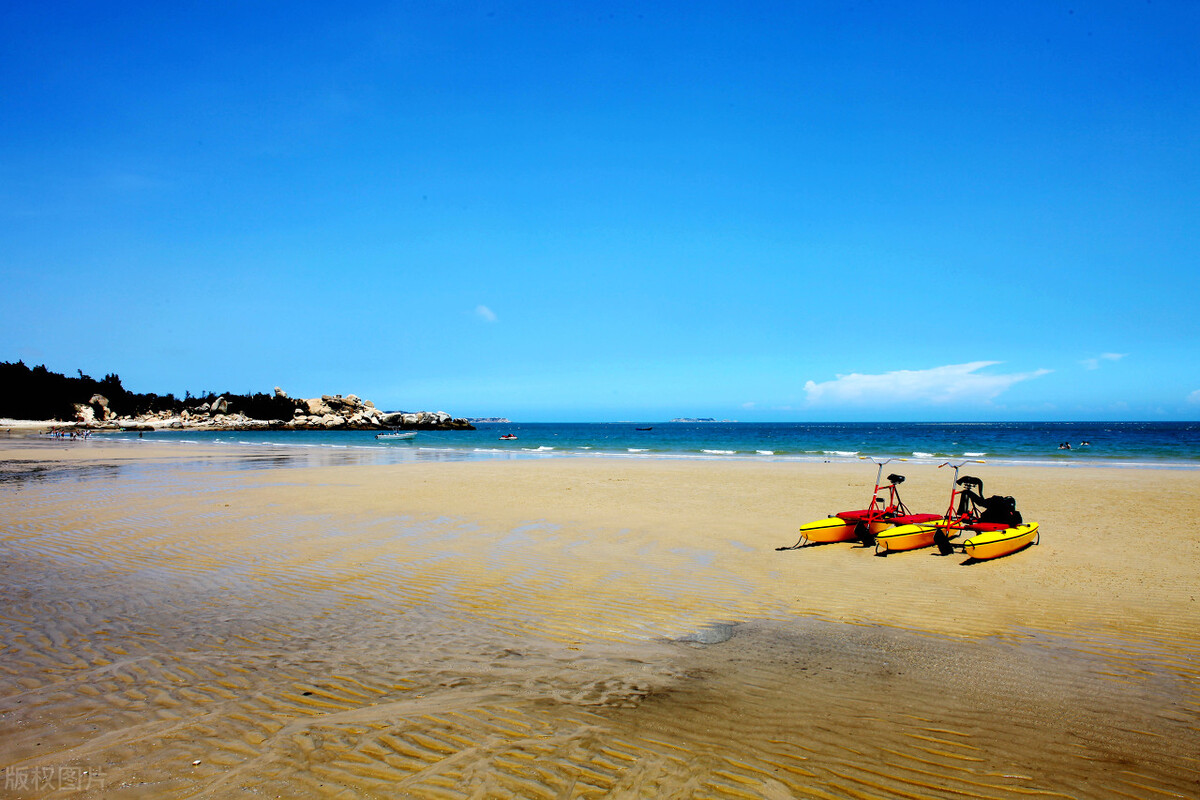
[475,305,497,322]
[803,361,1052,407]
[1187,390,1200,405]
[1081,352,1127,370]
[741,401,757,409]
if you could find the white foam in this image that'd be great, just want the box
[524,446,555,452]
[628,448,648,453]
[756,450,775,455]
[702,449,736,455]
[912,452,934,458]
[963,452,987,457]
[824,450,858,457]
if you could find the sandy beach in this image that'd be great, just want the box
[1,441,1198,798]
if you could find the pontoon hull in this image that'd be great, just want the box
[962,523,1040,560]
[797,516,857,543]
[799,515,898,545]
[874,522,943,553]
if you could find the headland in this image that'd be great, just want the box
[83,388,475,432]
[0,361,475,433]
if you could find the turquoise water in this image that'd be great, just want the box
[96,421,1200,468]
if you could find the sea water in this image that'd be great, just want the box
[97,421,1200,468]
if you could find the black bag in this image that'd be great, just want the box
[979,495,1022,525]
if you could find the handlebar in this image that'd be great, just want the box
[859,456,908,465]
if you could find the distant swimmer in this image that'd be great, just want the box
[1058,442,1072,450]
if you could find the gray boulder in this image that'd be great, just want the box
[305,397,332,416]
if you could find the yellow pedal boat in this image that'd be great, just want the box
[873,521,945,554]
[961,522,1040,560]
[796,515,892,545]
[782,458,940,550]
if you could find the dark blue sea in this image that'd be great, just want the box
[97,421,1200,468]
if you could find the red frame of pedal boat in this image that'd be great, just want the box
[835,458,940,531]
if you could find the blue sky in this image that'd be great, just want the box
[2,1,1197,421]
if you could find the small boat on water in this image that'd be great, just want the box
[636,427,653,431]
[375,431,417,440]
[499,434,518,440]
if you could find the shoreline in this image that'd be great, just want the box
[2,443,1198,796]
[4,424,1198,470]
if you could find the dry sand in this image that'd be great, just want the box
[1,441,1198,798]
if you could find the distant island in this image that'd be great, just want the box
[465,417,511,423]
[669,418,738,423]
[0,361,475,432]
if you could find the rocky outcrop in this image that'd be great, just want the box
[377,410,472,430]
[103,389,474,432]
[73,403,96,425]
[287,394,383,430]
[75,394,115,424]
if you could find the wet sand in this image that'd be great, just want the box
[1,442,1198,798]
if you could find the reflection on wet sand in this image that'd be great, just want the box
[1,447,1197,798]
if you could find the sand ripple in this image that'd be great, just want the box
[1,456,1198,798]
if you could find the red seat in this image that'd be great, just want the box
[963,522,1011,532]
[889,513,941,525]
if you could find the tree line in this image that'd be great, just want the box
[0,361,296,421]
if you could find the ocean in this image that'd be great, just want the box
[96,421,1200,468]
